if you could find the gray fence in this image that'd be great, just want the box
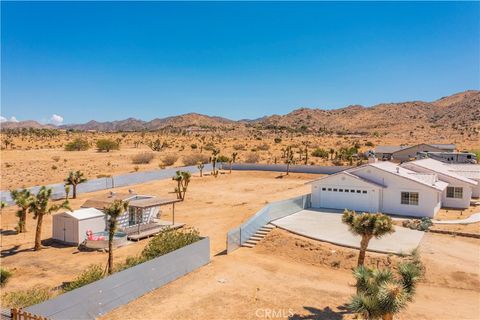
[220,163,351,174]
[227,194,311,253]
[25,237,210,320]
[1,164,213,206]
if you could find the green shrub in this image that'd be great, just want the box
[65,138,90,151]
[3,287,52,308]
[96,139,119,152]
[365,141,374,147]
[216,155,230,163]
[311,148,329,158]
[1,268,12,287]
[141,228,201,260]
[63,264,104,292]
[115,256,147,273]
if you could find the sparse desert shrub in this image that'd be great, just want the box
[65,138,90,151]
[274,137,282,144]
[134,165,140,172]
[96,139,119,152]
[51,156,60,162]
[244,152,260,163]
[131,152,155,164]
[216,155,230,163]
[365,141,374,147]
[311,148,329,158]
[3,287,52,308]
[63,264,104,292]
[1,268,12,287]
[190,143,198,150]
[204,142,216,151]
[141,228,200,260]
[115,256,146,273]
[162,154,179,166]
[183,154,209,166]
[233,144,246,151]
[257,143,270,151]
[51,165,58,170]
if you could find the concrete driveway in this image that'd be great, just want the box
[271,209,424,254]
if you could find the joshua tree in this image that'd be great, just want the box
[197,162,204,177]
[284,146,294,175]
[104,200,128,274]
[64,185,71,201]
[64,170,87,199]
[10,189,32,233]
[349,260,422,320]
[29,187,70,251]
[148,138,164,152]
[172,171,192,200]
[229,152,238,174]
[211,148,220,178]
[342,210,394,267]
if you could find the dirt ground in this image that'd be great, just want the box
[2,130,477,190]
[0,171,315,294]
[1,171,479,319]
[102,230,480,320]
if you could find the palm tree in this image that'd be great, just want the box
[104,200,128,274]
[64,171,87,199]
[29,187,71,251]
[10,189,32,233]
[349,261,422,320]
[342,210,394,266]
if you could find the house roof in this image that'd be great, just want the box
[446,164,480,180]
[365,161,448,191]
[402,159,477,186]
[129,197,181,208]
[374,145,406,153]
[375,143,456,154]
[62,208,105,220]
[306,171,386,188]
[81,192,137,210]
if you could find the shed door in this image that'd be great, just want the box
[63,218,75,243]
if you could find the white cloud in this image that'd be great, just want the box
[0,116,19,123]
[50,114,64,125]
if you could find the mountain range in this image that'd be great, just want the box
[2,90,479,134]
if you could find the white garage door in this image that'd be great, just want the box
[318,186,378,213]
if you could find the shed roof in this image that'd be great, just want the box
[62,208,105,220]
[129,197,181,208]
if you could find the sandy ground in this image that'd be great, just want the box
[2,171,479,319]
[0,171,315,294]
[102,230,480,320]
[2,130,477,190]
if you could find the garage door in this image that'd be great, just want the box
[319,187,378,213]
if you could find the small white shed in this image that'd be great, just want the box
[52,208,106,245]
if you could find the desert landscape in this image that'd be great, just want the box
[1,171,479,319]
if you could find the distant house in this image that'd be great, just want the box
[446,164,480,198]
[309,161,448,218]
[374,143,456,161]
[416,151,477,164]
[402,159,478,209]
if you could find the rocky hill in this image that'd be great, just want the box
[2,90,479,135]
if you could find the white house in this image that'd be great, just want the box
[445,164,480,198]
[375,143,456,161]
[309,161,448,218]
[401,159,478,209]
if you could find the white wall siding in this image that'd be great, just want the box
[352,166,442,217]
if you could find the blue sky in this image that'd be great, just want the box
[1,1,479,124]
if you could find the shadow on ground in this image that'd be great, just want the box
[289,306,350,320]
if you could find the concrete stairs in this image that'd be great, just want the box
[242,224,276,248]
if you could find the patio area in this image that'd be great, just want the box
[271,209,425,254]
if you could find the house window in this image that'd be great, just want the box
[362,190,367,194]
[356,190,361,193]
[446,187,463,199]
[333,188,338,192]
[401,192,419,205]
[350,189,355,193]
[345,189,349,193]
[322,188,326,191]
[328,188,332,191]
[339,189,344,192]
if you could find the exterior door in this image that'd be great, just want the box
[63,218,75,243]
